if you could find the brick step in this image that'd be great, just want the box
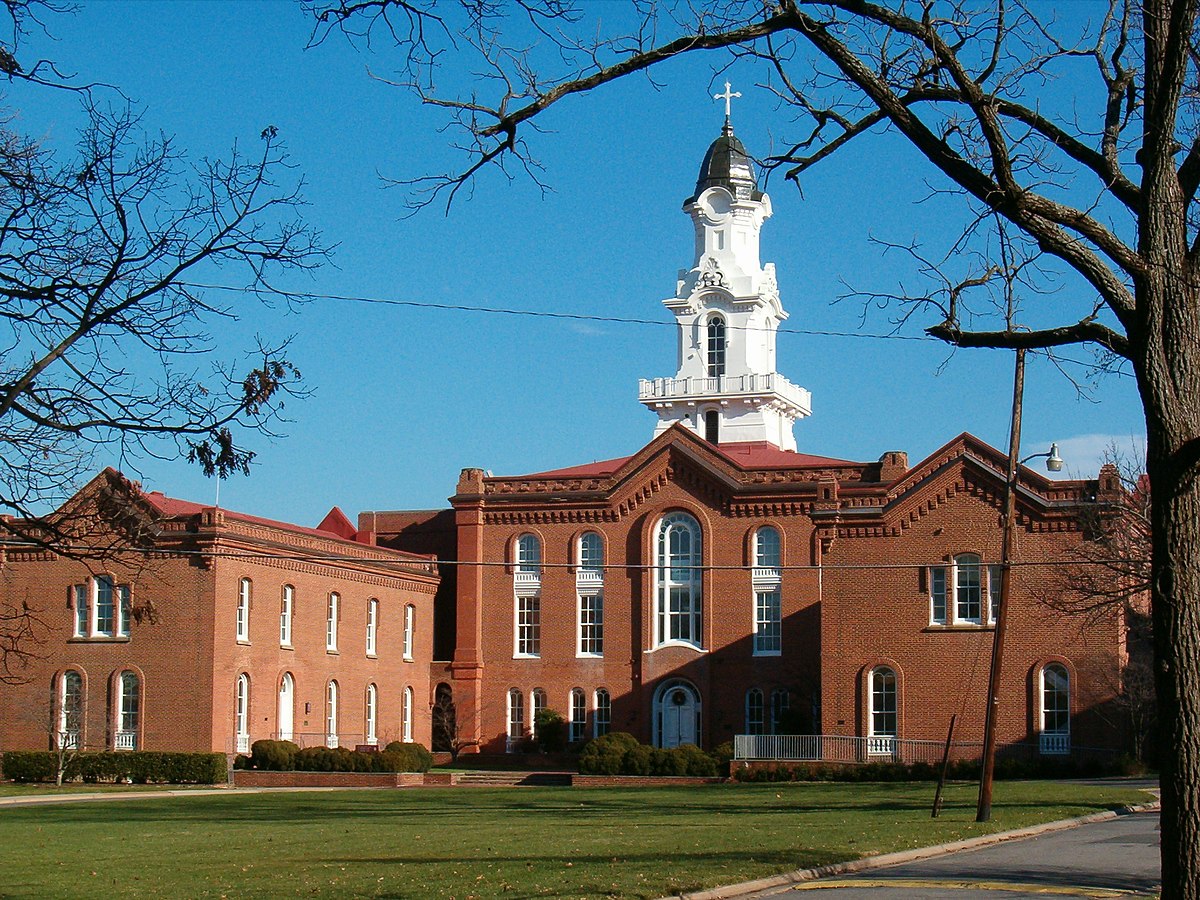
[453,771,572,787]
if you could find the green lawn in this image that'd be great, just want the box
[0,781,1150,899]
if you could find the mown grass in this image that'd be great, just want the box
[0,782,217,797]
[0,780,1150,899]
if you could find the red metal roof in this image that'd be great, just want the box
[522,441,858,479]
[141,491,364,543]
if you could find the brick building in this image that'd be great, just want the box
[0,468,438,754]
[368,117,1138,761]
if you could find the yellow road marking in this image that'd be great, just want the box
[787,879,1153,897]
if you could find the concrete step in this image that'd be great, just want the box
[454,771,572,787]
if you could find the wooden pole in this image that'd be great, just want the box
[932,713,957,818]
[977,347,1025,822]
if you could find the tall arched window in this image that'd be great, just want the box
[753,526,783,655]
[531,688,547,740]
[578,531,604,657]
[707,315,726,377]
[278,673,294,742]
[594,689,611,738]
[366,683,378,745]
[325,680,339,748]
[58,670,83,749]
[868,667,897,754]
[366,599,379,656]
[235,673,250,753]
[755,527,781,570]
[403,604,415,660]
[745,688,765,735]
[402,685,414,743]
[326,593,340,652]
[507,688,524,752]
[236,578,251,642]
[770,688,790,735]
[1041,663,1071,755]
[656,512,703,647]
[117,671,140,750]
[569,688,586,743]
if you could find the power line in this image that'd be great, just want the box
[179,281,1135,377]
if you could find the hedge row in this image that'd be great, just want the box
[235,740,433,773]
[1,751,227,784]
[577,733,730,777]
[732,754,1147,783]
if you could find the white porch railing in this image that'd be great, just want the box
[115,731,137,751]
[515,572,541,589]
[1040,732,1071,755]
[734,734,985,765]
[58,731,80,750]
[752,567,782,583]
[576,570,604,587]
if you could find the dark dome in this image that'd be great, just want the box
[690,123,762,203]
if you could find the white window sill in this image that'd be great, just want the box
[513,653,541,660]
[576,652,604,659]
[753,649,782,657]
[646,641,706,654]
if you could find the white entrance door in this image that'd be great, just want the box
[661,686,698,748]
[278,674,294,741]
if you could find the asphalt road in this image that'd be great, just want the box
[760,811,1161,899]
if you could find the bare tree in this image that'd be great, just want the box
[310,1,1200,894]
[0,6,327,677]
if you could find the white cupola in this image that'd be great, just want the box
[638,96,811,451]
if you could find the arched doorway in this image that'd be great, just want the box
[278,673,294,741]
[654,679,701,748]
[431,682,455,752]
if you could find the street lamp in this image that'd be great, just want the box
[976,348,1064,823]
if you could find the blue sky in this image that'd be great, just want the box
[13,2,1146,527]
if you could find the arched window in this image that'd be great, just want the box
[366,599,379,656]
[707,315,726,378]
[278,673,294,742]
[569,688,586,743]
[579,532,603,575]
[235,673,250,753]
[236,578,251,642]
[745,688,765,735]
[655,512,703,647]
[868,667,897,754]
[704,409,720,443]
[516,534,542,575]
[280,585,294,646]
[58,670,83,749]
[594,689,611,738]
[402,685,414,743]
[403,604,415,660]
[366,684,378,745]
[507,688,524,752]
[325,680,339,748]
[326,593,339,652]
[116,671,139,751]
[531,688,547,740]
[1041,663,1071,755]
[755,527,781,570]
[654,680,701,749]
[770,688,790,735]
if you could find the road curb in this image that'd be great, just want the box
[664,800,1161,900]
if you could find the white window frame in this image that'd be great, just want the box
[594,689,611,738]
[402,685,413,743]
[326,592,339,652]
[94,575,115,637]
[280,585,294,647]
[655,512,703,648]
[235,673,250,754]
[745,688,765,735]
[366,599,378,656]
[929,555,1001,626]
[236,578,251,643]
[325,680,339,748]
[365,683,378,745]
[707,314,726,378]
[770,688,790,735]
[753,587,782,656]
[515,594,541,658]
[72,584,88,637]
[516,533,541,576]
[569,688,586,743]
[868,667,897,754]
[1040,663,1071,755]
[58,670,83,749]
[578,531,604,578]
[278,672,294,742]
[115,671,139,750]
[578,591,603,657]
[403,604,415,660]
[506,688,524,752]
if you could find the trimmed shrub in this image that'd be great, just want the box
[708,741,735,770]
[250,740,299,771]
[534,709,567,753]
[578,732,640,775]
[1,751,226,784]
[676,743,718,777]
[621,744,653,776]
